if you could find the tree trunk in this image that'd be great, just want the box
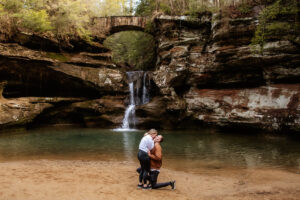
[169,0,174,15]
[297,0,300,22]
[296,0,300,34]
[130,0,133,15]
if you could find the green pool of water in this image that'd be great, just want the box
[0,128,299,172]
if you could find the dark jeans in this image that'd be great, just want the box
[136,168,171,189]
[137,150,150,184]
[150,170,172,189]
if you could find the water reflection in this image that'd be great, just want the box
[121,131,138,161]
[0,128,299,172]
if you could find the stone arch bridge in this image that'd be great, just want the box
[92,16,149,35]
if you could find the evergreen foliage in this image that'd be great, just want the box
[251,0,299,53]
[135,0,156,16]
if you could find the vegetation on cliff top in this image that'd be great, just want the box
[134,0,267,16]
[134,0,299,54]
[0,0,298,48]
[251,0,299,53]
[0,0,139,41]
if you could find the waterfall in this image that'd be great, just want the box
[142,72,150,104]
[118,71,151,130]
[121,104,135,129]
[122,83,135,129]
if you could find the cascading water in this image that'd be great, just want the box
[118,71,151,130]
[121,82,136,129]
[142,72,150,104]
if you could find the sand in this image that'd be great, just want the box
[0,159,300,200]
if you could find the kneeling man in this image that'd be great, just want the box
[148,135,175,190]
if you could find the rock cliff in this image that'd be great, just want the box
[140,13,300,132]
[0,13,299,133]
[0,40,126,129]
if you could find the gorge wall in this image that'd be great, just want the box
[142,13,300,132]
[0,14,299,133]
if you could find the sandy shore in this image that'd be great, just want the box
[0,160,300,200]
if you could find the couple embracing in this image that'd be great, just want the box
[137,129,175,190]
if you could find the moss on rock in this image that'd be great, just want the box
[45,52,69,62]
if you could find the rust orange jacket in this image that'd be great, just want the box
[149,142,162,170]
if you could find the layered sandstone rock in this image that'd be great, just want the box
[143,13,300,132]
[184,85,300,132]
[0,96,52,129]
[0,42,126,129]
[28,96,126,128]
[0,13,299,132]
[0,43,126,98]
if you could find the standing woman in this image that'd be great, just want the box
[137,129,158,189]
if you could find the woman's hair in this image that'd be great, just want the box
[148,129,158,135]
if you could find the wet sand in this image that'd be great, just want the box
[0,160,300,200]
